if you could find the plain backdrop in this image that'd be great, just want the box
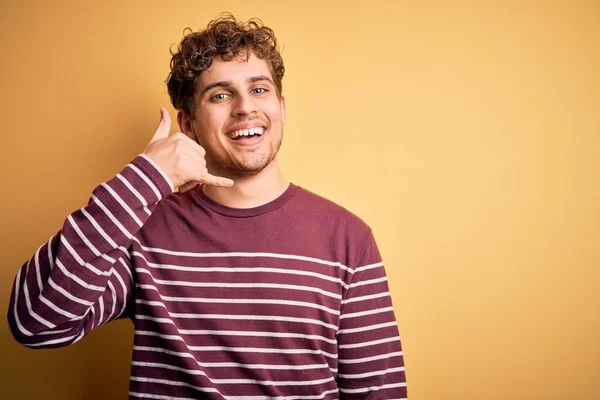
[1,1,598,399]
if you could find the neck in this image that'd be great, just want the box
[202,159,289,209]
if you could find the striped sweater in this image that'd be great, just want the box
[8,155,407,399]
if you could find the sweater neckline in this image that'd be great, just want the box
[195,183,299,217]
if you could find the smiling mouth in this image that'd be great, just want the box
[228,127,266,140]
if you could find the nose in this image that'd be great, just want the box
[231,91,258,116]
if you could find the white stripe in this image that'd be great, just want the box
[338,350,403,364]
[90,194,132,238]
[106,280,117,321]
[39,293,79,319]
[119,257,133,282]
[12,269,34,336]
[48,277,94,306]
[354,261,384,273]
[348,276,387,289]
[134,345,330,370]
[129,390,199,400]
[170,311,338,331]
[80,208,119,253]
[37,327,73,335]
[133,238,353,273]
[342,291,390,305]
[139,153,174,192]
[137,268,341,300]
[134,330,337,358]
[132,361,335,386]
[34,243,45,292]
[130,377,339,400]
[23,262,56,329]
[136,284,339,315]
[339,306,394,320]
[113,266,129,316]
[47,235,55,271]
[21,332,80,347]
[135,314,337,344]
[128,163,162,201]
[338,321,397,334]
[225,389,339,400]
[98,295,104,326]
[89,305,96,330]
[339,382,407,393]
[55,259,104,291]
[101,183,143,227]
[338,366,405,379]
[116,173,152,215]
[132,374,214,396]
[68,214,102,256]
[135,252,348,288]
[59,235,106,276]
[338,335,400,349]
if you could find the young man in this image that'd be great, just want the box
[8,15,407,399]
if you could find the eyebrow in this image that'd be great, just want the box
[199,75,275,97]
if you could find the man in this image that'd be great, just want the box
[8,14,407,399]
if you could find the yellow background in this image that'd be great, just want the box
[1,1,598,399]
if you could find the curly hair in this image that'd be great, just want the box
[166,13,285,118]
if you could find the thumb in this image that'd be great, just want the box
[149,107,171,143]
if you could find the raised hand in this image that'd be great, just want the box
[143,108,234,191]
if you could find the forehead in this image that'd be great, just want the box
[198,52,274,89]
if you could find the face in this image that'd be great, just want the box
[179,51,286,178]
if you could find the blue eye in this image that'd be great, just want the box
[211,93,230,102]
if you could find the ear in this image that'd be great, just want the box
[177,111,198,142]
[280,95,286,125]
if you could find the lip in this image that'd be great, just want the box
[226,121,267,136]
[225,121,267,146]
[226,128,267,147]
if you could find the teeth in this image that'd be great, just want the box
[230,127,265,138]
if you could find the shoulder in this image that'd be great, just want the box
[291,185,372,237]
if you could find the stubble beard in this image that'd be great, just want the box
[215,133,283,177]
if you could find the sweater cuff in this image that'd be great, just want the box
[132,154,174,197]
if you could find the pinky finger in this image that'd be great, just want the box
[201,174,234,187]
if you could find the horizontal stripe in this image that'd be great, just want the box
[132,361,335,386]
[136,284,340,315]
[339,306,394,320]
[338,336,400,350]
[338,351,403,364]
[354,261,384,273]
[134,251,348,288]
[135,330,337,358]
[136,314,337,344]
[129,391,197,400]
[133,238,353,273]
[337,321,397,334]
[338,366,405,379]
[339,382,407,393]
[134,345,329,370]
[136,268,341,300]
[342,291,390,305]
[348,276,387,289]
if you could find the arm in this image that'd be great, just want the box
[7,154,174,348]
[337,230,408,399]
[7,108,232,349]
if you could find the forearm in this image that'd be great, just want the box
[7,155,172,347]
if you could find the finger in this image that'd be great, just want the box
[149,107,171,143]
[200,173,234,187]
[178,181,199,193]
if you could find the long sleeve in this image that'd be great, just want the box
[7,155,173,349]
[337,230,408,399]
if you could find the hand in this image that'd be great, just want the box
[143,108,234,191]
